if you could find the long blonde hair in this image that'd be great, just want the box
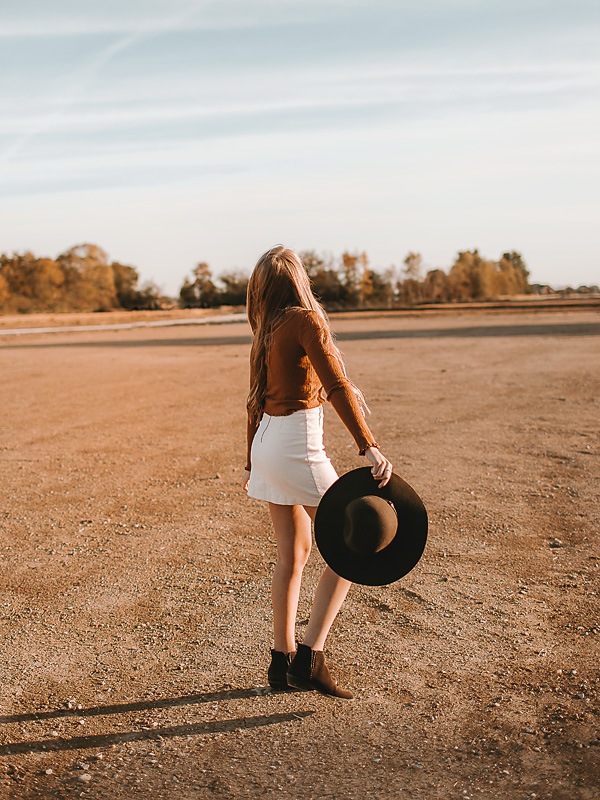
[246,245,368,424]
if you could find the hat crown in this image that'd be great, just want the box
[343,495,398,556]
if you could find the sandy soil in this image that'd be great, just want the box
[0,308,598,800]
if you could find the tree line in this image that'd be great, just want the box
[1,243,533,315]
[0,244,165,314]
[179,249,532,310]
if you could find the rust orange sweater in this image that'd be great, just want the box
[246,307,378,471]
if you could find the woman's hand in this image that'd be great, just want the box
[242,469,251,492]
[364,446,393,488]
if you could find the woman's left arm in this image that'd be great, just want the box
[299,312,393,487]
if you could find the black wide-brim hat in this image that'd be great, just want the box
[315,467,428,586]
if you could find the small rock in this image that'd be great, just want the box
[45,768,53,775]
[78,773,92,783]
[549,538,564,548]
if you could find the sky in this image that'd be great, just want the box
[1,0,599,294]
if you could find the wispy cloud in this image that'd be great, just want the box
[0,3,208,164]
[0,0,598,289]
[0,0,371,37]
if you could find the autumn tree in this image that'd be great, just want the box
[57,243,118,311]
[396,252,426,305]
[447,249,531,300]
[357,252,374,307]
[0,272,9,307]
[499,251,530,295]
[0,251,39,311]
[397,277,424,306]
[341,251,360,307]
[32,258,65,310]
[403,251,423,281]
[422,269,450,303]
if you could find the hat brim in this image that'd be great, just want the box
[315,467,428,586]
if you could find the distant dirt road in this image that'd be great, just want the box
[1,309,598,799]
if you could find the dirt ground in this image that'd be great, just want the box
[0,308,598,800]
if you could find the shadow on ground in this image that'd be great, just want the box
[0,688,312,756]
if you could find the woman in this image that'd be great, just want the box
[242,245,393,699]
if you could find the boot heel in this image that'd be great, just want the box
[286,673,313,691]
[268,649,295,690]
[286,643,354,699]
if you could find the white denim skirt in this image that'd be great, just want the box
[247,406,338,506]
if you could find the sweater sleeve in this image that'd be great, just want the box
[298,311,379,455]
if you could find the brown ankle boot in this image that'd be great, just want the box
[286,643,353,699]
[267,649,295,690]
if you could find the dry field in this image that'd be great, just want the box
[0,308,598,800]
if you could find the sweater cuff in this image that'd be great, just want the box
[359,442,379,456]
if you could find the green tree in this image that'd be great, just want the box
[369,268,394,307]
[311,269,347,307]
[193,262,218,307]
[179,278,197,308]
[298,250,346,307]
[134,281,163,310]
[179,262,219,308]
[112,263,141,309]
[219,271,249,306]
[299,250,327,279]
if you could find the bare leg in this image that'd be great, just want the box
[301,505,352,651]
[268,503,312,653]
